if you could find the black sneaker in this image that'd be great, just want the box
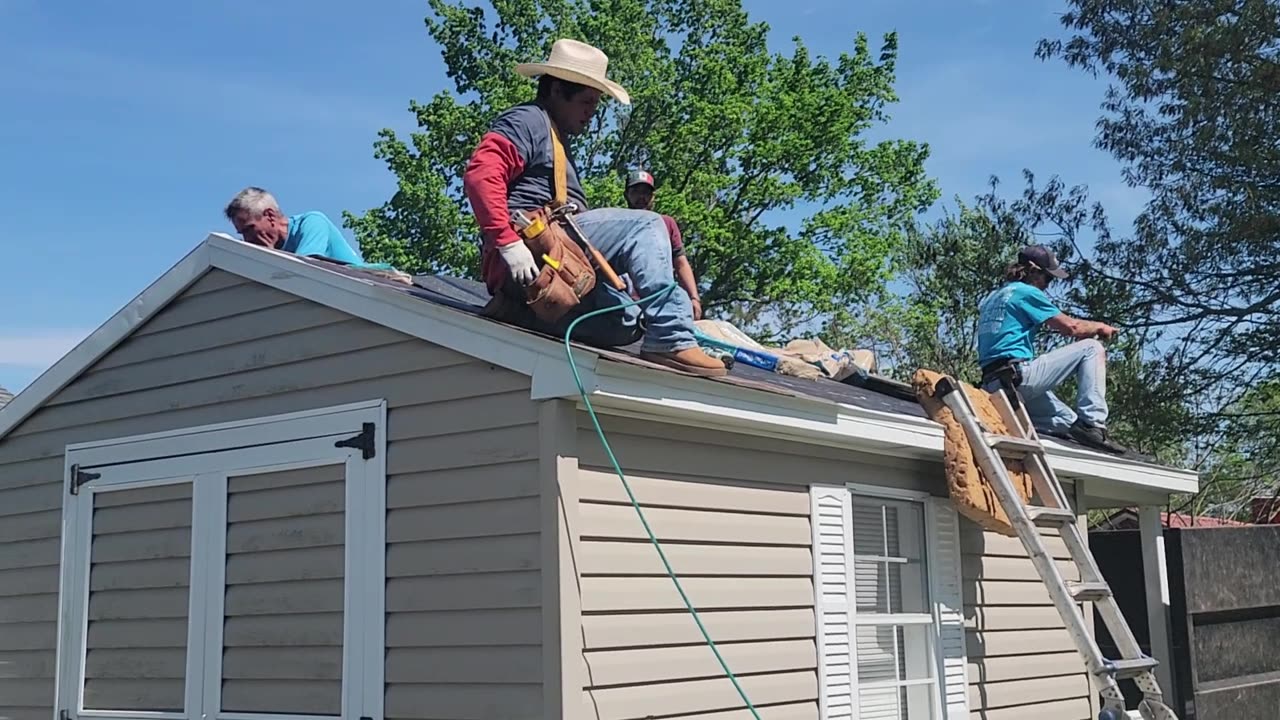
[1069,419,1129,455]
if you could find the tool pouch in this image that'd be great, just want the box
[519,209,596,323]
[980,360,1024,411]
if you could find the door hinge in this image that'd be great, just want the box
[60,709,72,720]
[68,464,100,495]
[335,422,376,459]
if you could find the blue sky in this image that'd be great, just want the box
[0,0,1140,393]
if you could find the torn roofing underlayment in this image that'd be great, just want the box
[0,234,1199,498]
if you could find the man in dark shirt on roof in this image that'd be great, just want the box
[624,170,702,320]
[462,39,724,376]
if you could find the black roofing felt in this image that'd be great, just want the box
[306,259,926,417]
[301,257,1158,463]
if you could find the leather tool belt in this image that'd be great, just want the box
[486,108,598,325]
[980,358,1024,410]
[980,358,1024,389]
[515,205,596,323]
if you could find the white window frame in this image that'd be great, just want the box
[55,401,387,720]
[813,482,968,720]
[847,484,941,720]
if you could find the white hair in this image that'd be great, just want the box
[224,186,281,220]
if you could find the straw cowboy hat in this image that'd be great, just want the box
[515,38,631,105]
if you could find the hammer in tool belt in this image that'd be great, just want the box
[551,203,627,291]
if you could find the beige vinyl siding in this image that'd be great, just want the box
[572,417,1096,720]
[84,483,194,712]
[0,270,543,720]
[961,516,1091,720]
[222,464,346,715]
[0,466,62,720]
[571,416,930,720]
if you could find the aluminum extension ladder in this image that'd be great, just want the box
[932,376,1179,720]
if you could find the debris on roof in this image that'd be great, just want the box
[309,257,933,418]
[314,259,1160,463]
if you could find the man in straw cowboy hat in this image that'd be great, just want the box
[462,38,726,377]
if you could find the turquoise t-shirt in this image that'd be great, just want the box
[977,281,1062,365]
[283,211,393,270]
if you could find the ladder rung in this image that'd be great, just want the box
[1067,581,1112,602]
[1101,656,1159,679]
[1026,506,1077,526]
[939,384,1177,715]
[985,434,1045,457]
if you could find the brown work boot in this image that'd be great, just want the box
[640,347,729,377]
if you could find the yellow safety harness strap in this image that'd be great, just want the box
[544,108,568,207]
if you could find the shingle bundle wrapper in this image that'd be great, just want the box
[913,369,1034,537]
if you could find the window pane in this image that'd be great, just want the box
[894,502,924,562]
[888,561,929,614]
[855,624,899,683]
[898,624,936,682]
[852,498,929,615]
[904,683,936,719]
[83,482,193,712]
[855,624,936,684]
[858,683,936,720]
[852,500,888,556]
[854,559,887,613]
[857,686,904,720]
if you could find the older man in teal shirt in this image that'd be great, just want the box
[224,187,393,270]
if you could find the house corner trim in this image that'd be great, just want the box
[539,398,583,720]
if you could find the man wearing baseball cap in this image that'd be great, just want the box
[624,169,702,320]
[976,244,1126,454]
[461,39,724,376]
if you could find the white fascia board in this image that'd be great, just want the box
[587,359,943,458]
[0,243,213,441]
[204,234,602,389]
[1043,438,1200,496]
[584,360,1200,498]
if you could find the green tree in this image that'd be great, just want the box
[1174,378,1280,519]
[1037,0,1280,506]
[1038,0,1280,436]
[345,0,937,338]
[831,173,1197,461]
[826,195,1024,385]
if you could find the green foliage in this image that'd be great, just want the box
[830,173,1197,461]
[826,194,1024,385]
[1183,378,1280,518]
[1038,0,1280,507]
[345,0,937,336]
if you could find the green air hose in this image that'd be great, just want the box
[563,282,761,719]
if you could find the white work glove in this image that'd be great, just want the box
[498,241,538,286]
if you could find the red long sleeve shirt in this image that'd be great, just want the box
[463,102,589,293]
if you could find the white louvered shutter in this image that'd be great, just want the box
[928,498,969,719]
[811,485,855,719]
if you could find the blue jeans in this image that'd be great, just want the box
[543,208,697,353]
[985,339,1109,435]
